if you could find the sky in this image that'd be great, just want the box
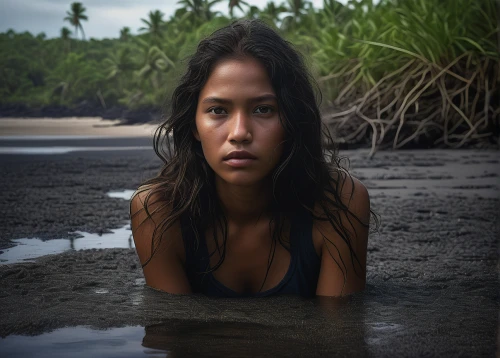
[0,0,330,39]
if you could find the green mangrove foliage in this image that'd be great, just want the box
[303,0,499,153]
[0,0,498,151]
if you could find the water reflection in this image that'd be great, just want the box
[0,326,154,358]
[0,283,496,356]
[0,189,136,264]
[140,296,368,357]
[0,225,134,264]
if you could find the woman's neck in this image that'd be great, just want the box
[215,177,273,225]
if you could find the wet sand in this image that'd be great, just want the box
[0,122,498,356]
[0,117,157,137]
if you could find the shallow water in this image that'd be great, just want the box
[0,135,152,154]
[0,225,133,264]
[0,191,134,264]
[0,288,495,357]
[0,295,387,357]
[0,326,148,358]
[0,135,132,140]
[0,147,150,155]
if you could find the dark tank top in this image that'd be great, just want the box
[181,209,321,298]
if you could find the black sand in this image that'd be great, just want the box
[0,140,498,357]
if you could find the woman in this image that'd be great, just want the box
[130,19,375,298]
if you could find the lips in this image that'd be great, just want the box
[222,150,257,168]
[223,151,257,160]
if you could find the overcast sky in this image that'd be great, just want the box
[0,0,329,39]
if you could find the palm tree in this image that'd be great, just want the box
[139,10,166,41]
[60,27,72,52]
[49,52,84,103]
[64,2,88,40]
[281,0,311,30]
[103,47,136,98]
[260,1,287,25]
[104,48,136,80]
[246,5,260,19]
[6,29,15,38]
[177,0,221,22]
[36,32,47,41]
[120,27,131,41]
[60,27,72,40]
[228,0,250,17]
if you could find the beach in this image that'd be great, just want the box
[0,118,498,356]
[0,117,158,137]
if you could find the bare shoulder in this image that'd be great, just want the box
[335,172,370,223]
[130,185,191,294]
[313,171,370,297]
[312,172,370,247]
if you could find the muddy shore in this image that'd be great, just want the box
[0,104,162,124]
[0,135,498,356]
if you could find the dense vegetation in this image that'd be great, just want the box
[1,0,498,151]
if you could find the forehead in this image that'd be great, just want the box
[199,57,275,98]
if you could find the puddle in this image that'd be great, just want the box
[0,225,134,265]
[0,326,164,358]
[0,317,407,357]
[0,147,150,155]
[0,190,137,264]
[107,190,135,200]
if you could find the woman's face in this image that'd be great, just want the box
[194,57,285,187]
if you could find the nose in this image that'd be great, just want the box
[228,110,252,144]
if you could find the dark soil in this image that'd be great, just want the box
[0,147,498,357]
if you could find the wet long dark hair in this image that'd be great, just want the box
[132,19,378,293]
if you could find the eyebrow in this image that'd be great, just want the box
[201,94,277,104]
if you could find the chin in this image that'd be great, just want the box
[217,172,270,187]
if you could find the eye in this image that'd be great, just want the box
[254,106,273,114]
[208,107,227,115]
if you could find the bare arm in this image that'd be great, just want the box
[130,188,192,294]
[314,175,370,297]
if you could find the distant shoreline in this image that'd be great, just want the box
[0,104,161,125]
[0,117,158,137]
[2,107,497,151]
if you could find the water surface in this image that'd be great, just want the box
[0,225,133,264]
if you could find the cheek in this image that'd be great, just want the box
[265,122,286,149]
[196,124,222,158]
